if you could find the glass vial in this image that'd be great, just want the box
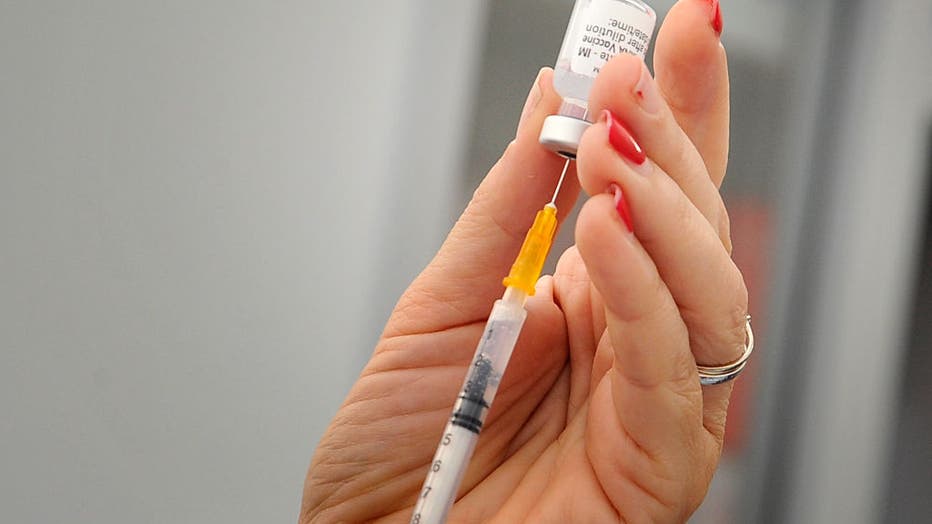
[540,0,657,158]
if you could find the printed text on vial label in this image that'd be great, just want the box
[571,4,653,76]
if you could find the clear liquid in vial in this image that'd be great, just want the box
[552,0,657,118]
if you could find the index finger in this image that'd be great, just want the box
[654,0,731,186]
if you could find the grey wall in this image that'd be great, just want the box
[784,1,932,522]
[0,1,485,522]
[4,1,931,523]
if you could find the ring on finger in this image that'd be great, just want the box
[697,316,754,386]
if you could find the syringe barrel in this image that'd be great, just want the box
[411,298,528,524]
[451,298,527,435]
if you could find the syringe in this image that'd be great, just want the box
[410,161,571,524]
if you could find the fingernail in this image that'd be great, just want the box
[601,110,649,170]
[708,0,723,36]
[633,63,663,114]
[517,68,545,134]
[608,184,634,232]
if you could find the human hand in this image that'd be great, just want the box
[301,1,746,522]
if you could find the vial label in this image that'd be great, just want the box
[569,1,654,77]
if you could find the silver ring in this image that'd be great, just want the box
[697,316,754,386]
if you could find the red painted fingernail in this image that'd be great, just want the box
[601,110,647,166]
[609,184,634,232]
[709,0,723,36]
[634,63,663,114]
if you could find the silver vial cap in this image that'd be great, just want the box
[539,115,591,159]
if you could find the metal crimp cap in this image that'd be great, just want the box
[539,115,591,159]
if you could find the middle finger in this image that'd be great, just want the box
[588,54,733,252]
[575,109,748,376]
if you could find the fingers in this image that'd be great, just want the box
[552,246,606,419]
[654,0,731,186]
[586,54,732,250]
[576,111,748,379]
[575,190,700,457]
[385,68,580,337]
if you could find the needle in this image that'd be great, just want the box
[548,159,572,206]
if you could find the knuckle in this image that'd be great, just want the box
[724,271,751,353]
[660,176,695,231]
[729,268,750,321]
[681,264,749,364]
[670,130,695,176]
[652,126,697,192]
[715,198,734,253]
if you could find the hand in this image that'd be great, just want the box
[301,1,746,522]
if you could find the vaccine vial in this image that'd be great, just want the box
[540,0,657,158]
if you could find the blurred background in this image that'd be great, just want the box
[1,1,930,522]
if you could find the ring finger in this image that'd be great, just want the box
[576,110,749,433]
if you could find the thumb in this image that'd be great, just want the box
[385,68,580,337]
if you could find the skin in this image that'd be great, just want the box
[301,1,747,522]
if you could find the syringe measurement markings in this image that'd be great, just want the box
[412,305,529,523]
[451,414,483,434]
[451,353,494,434]
[452,399,488,433]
